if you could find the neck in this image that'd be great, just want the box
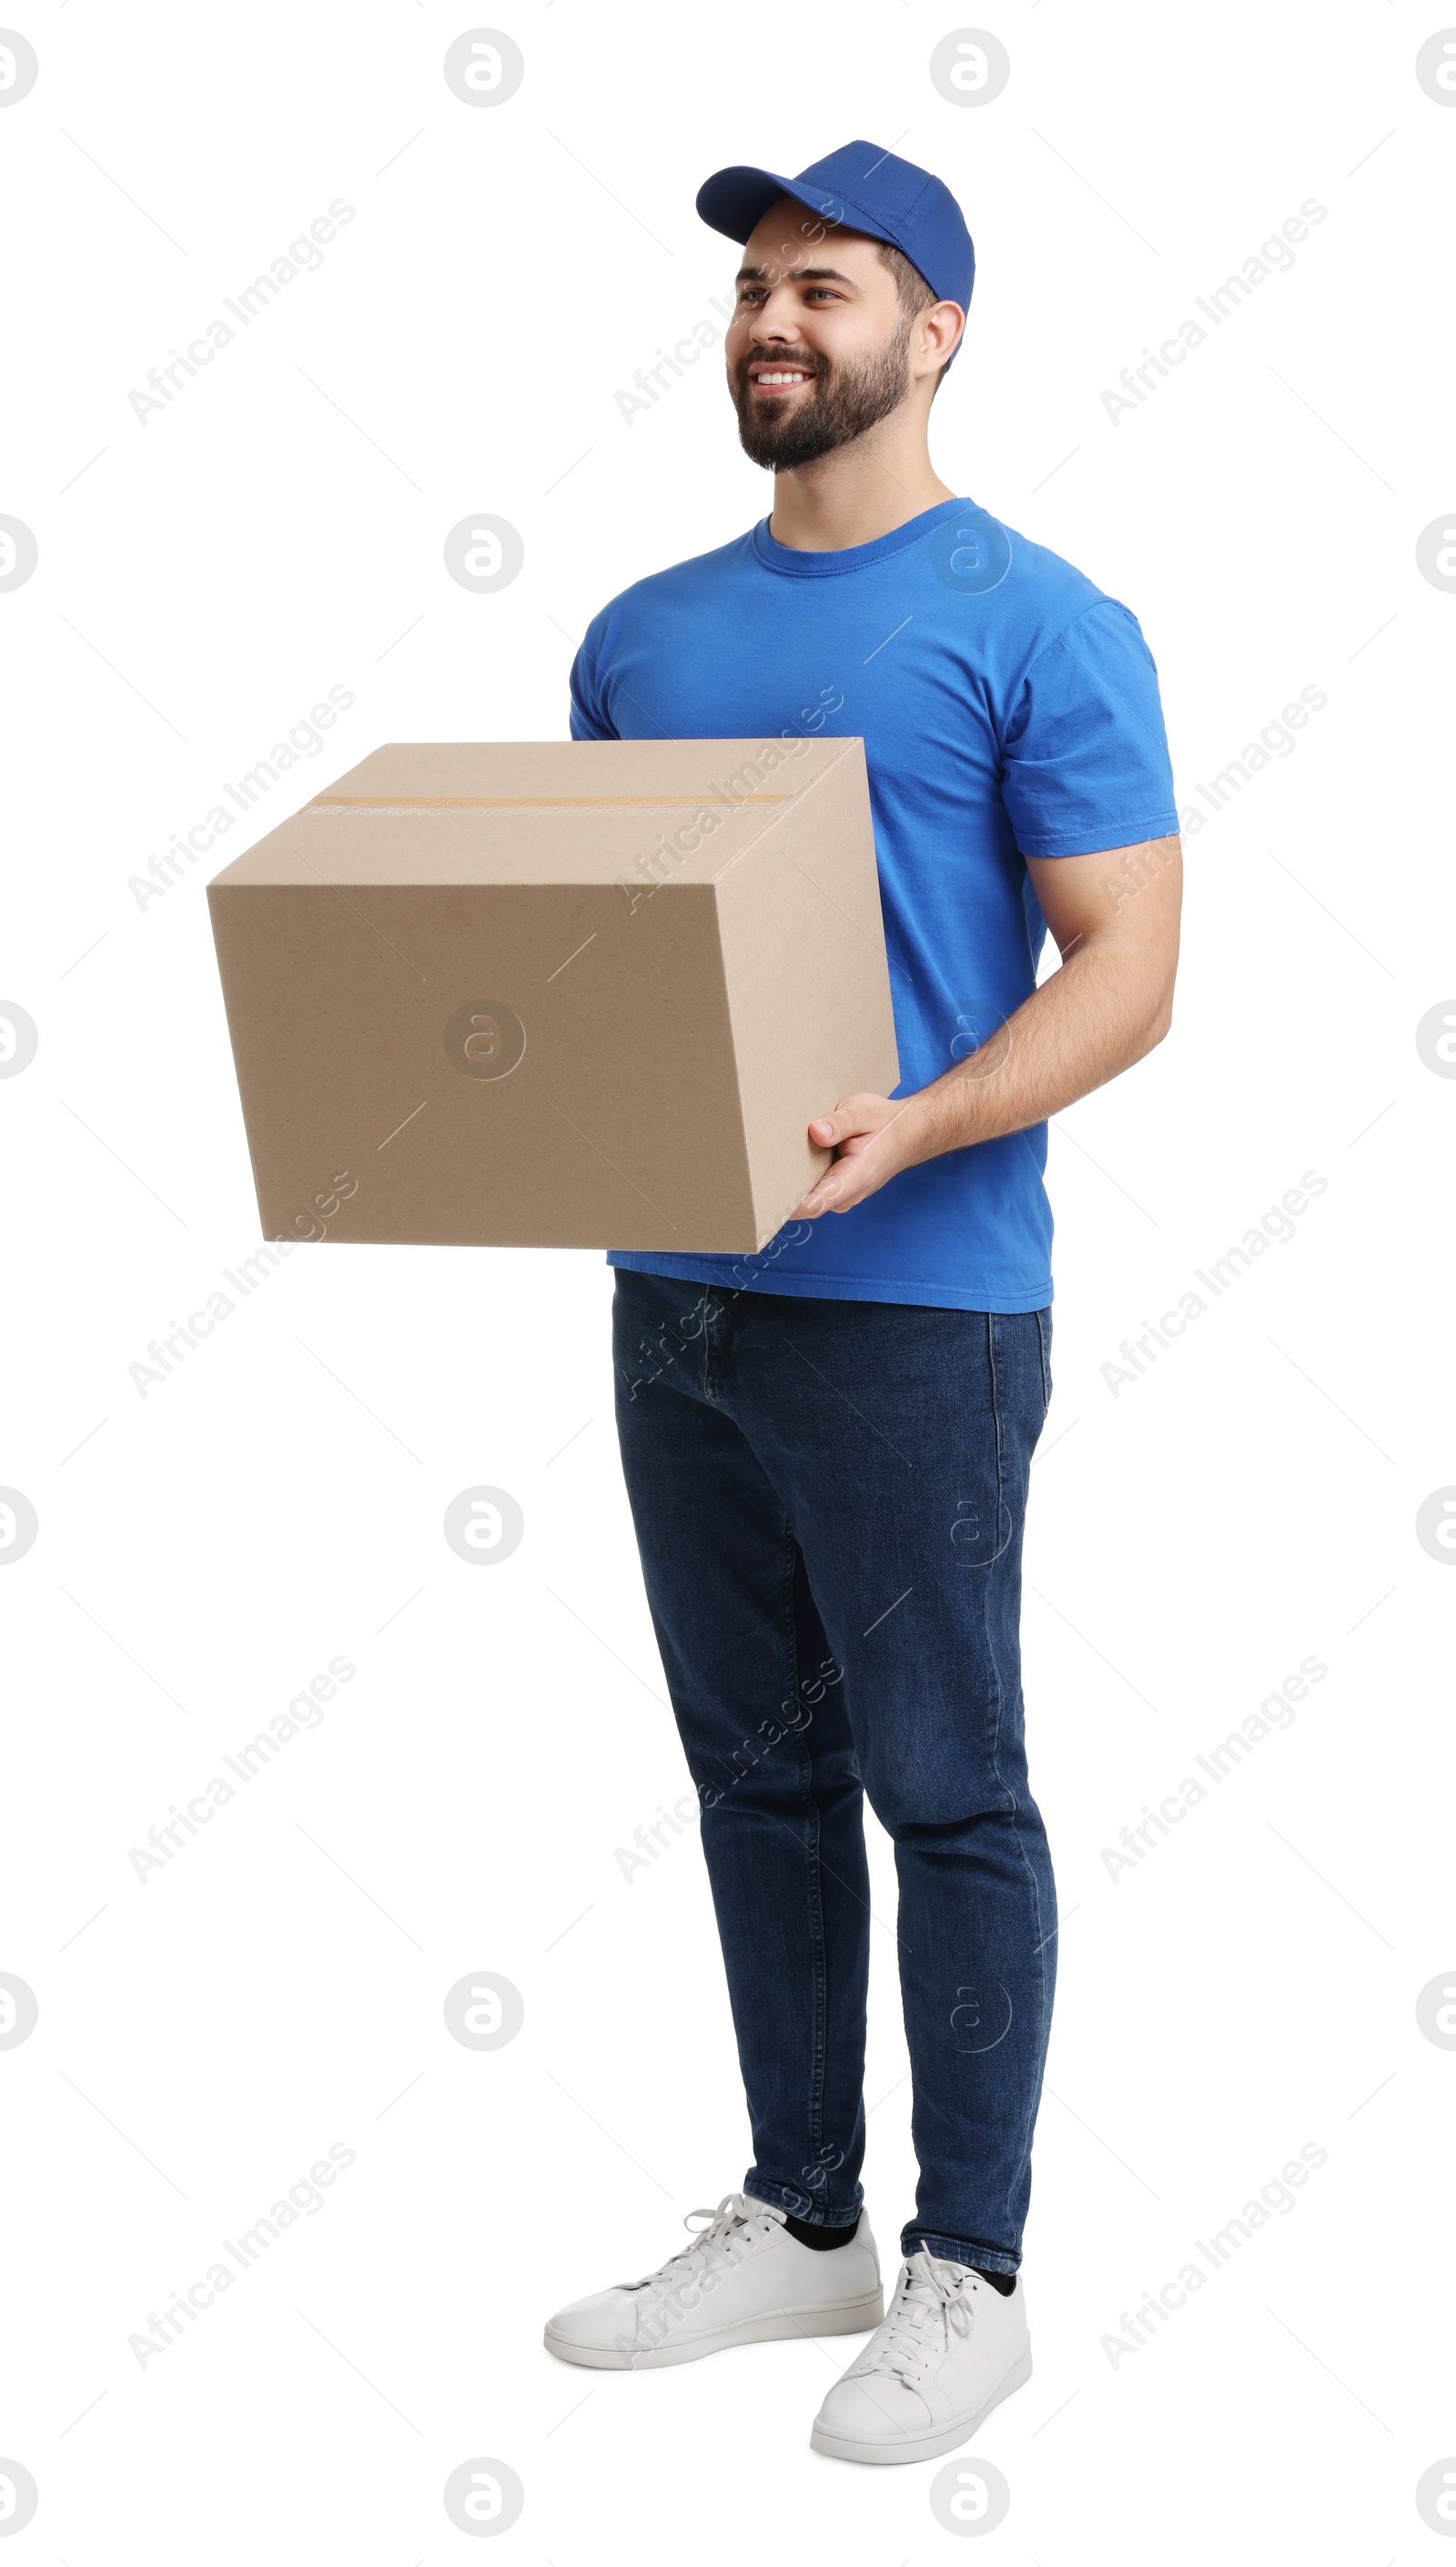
[765,410,955,552]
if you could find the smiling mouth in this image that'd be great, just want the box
[748,365,816,394]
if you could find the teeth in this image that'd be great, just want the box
[755,370,807,385]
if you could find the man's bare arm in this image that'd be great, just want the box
[796,834,1182,1218]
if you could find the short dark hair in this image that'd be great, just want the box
[876,239,955,396]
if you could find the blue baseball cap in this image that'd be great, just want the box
[696,139,975,360]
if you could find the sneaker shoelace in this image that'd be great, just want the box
[859,2249,976,2381]
[618,2191,786,2306]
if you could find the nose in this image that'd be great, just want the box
[747,278,808,345]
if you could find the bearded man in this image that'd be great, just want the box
[544,140,1182,2468]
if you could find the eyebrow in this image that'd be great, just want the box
[733,263,860,288]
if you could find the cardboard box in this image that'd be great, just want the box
[207,738,899,1253]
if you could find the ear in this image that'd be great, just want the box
[915,299,965,379]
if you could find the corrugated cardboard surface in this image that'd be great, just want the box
[207,740,898,1251]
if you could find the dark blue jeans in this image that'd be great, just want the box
[612,1268,1057,2275]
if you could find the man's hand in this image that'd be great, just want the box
[795,835,1183,1220]
[797,1092,933,1218]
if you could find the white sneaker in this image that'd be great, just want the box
[543,2191,884,2371]
[811,2249,1031,2464]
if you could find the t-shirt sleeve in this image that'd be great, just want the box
[998,598,1179,858]
[569,611,618,742]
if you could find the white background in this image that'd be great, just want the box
[2,0,1453,2558]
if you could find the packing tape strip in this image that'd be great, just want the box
[308,793,794,810]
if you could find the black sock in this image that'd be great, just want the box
[782,2210,860,2251]
[779,2212,1015,2285]
[970,2266,1016,2296]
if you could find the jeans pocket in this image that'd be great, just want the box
[1035,1309,1053,1418]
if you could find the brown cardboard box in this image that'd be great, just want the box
[207,738,899,1253]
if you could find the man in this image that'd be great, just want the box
[543,141,1181,2466]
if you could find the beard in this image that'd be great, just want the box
[731,314,915,470]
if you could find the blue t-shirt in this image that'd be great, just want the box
[570,495,1178,1312]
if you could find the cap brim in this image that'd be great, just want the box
[696,162,898,252]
